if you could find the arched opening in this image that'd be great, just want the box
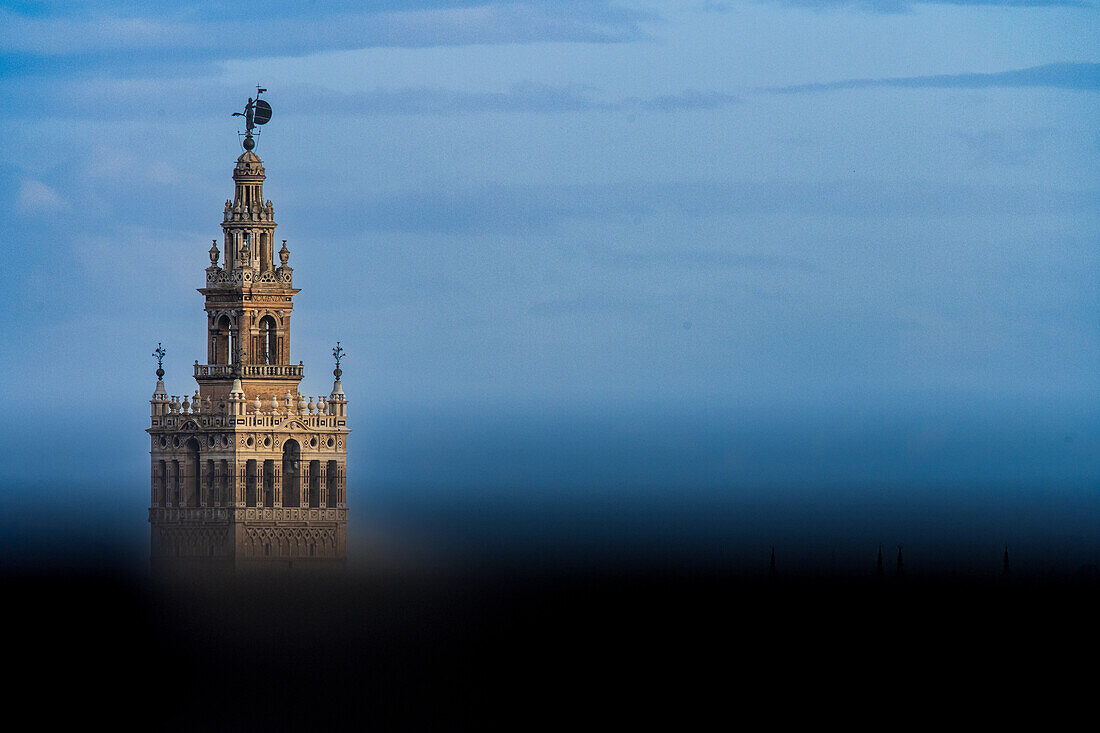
[184,438,201,507]
[212,315,232,365]
[220,459,230,506]
[206,459,216,505]
[259,316,278,364]
[245,459,257,507]
[258,232,270,272]
[262,460,275,508]
[309,460,320,508]
[157,460,167,506]
[282,440,301,508]
[170,460,180,506]
[326,460,339,507]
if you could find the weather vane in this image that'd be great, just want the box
[333,342,345,379]
[232,86,272,151]
[152,342,166,379]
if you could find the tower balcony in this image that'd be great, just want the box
[195,363,304,379]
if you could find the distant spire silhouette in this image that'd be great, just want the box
[895,545,904,578]
[769,546,776,579]
[1003,545,1010,577]
[876,544,884,578]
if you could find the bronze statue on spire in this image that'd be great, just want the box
[233,87,272,151]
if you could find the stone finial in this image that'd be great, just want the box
[298,393,307,413]
[209,240,220,267]
[181,394,190,413]
[307,396,315,415]
[253,394,262,413]
[279,240,289,267]
[270,394,279,414]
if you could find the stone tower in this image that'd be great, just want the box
[147,121,349,572]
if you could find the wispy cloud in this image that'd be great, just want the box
[300,179,1099,236]
[766,62,1100,93]
[0,78,738,121]
[0,2,652,78]
[746,0,1095,12]
[289,83,740,116]
[15,180,69,215]
[955,128,1058,165]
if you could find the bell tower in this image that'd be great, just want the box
[148,91,350,572]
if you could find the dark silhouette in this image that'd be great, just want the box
[895,545,904,578]
[1003,545,1010,577]
[876,544,884,578]
[768,546,776,579]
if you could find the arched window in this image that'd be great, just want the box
[326,460,339,507]
[157,460,167,507]
[184,438,201,507]
[206,459,216,505]
[246,459,257,507]
[220,459,230,506]
[262,459,275,508]
[259,316,278,365]
[309,461,320,508]
[170,460,180,507]
[212,315,232,364]
[282,440,300,508]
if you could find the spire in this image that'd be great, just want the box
[331,341,345,396]
[1003,544,1010,578]
[151,342,167,397]
[150,342,169,416]
[895,545,904,578]
[222,94,276,275]
[768,545,776,579]
[876,544,884,578]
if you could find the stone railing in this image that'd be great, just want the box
[205,267,292,288]
[150,507,347,523]
[151,389,348,425]
[195,363,304,379]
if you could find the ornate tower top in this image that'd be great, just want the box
[196,92,304,401]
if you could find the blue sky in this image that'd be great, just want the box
[1,1,1097,571]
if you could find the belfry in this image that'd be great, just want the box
[147,92,349,571]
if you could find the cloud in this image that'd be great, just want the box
[15,179,69,214]
[299,179,1098,236]
[954,128,1058,165]
[746,0,1095,11]
[0,2,652,78]
[80,145,176,184]
[766,62,1100,93]
[288,83,740,117]
[0,78,738,122]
